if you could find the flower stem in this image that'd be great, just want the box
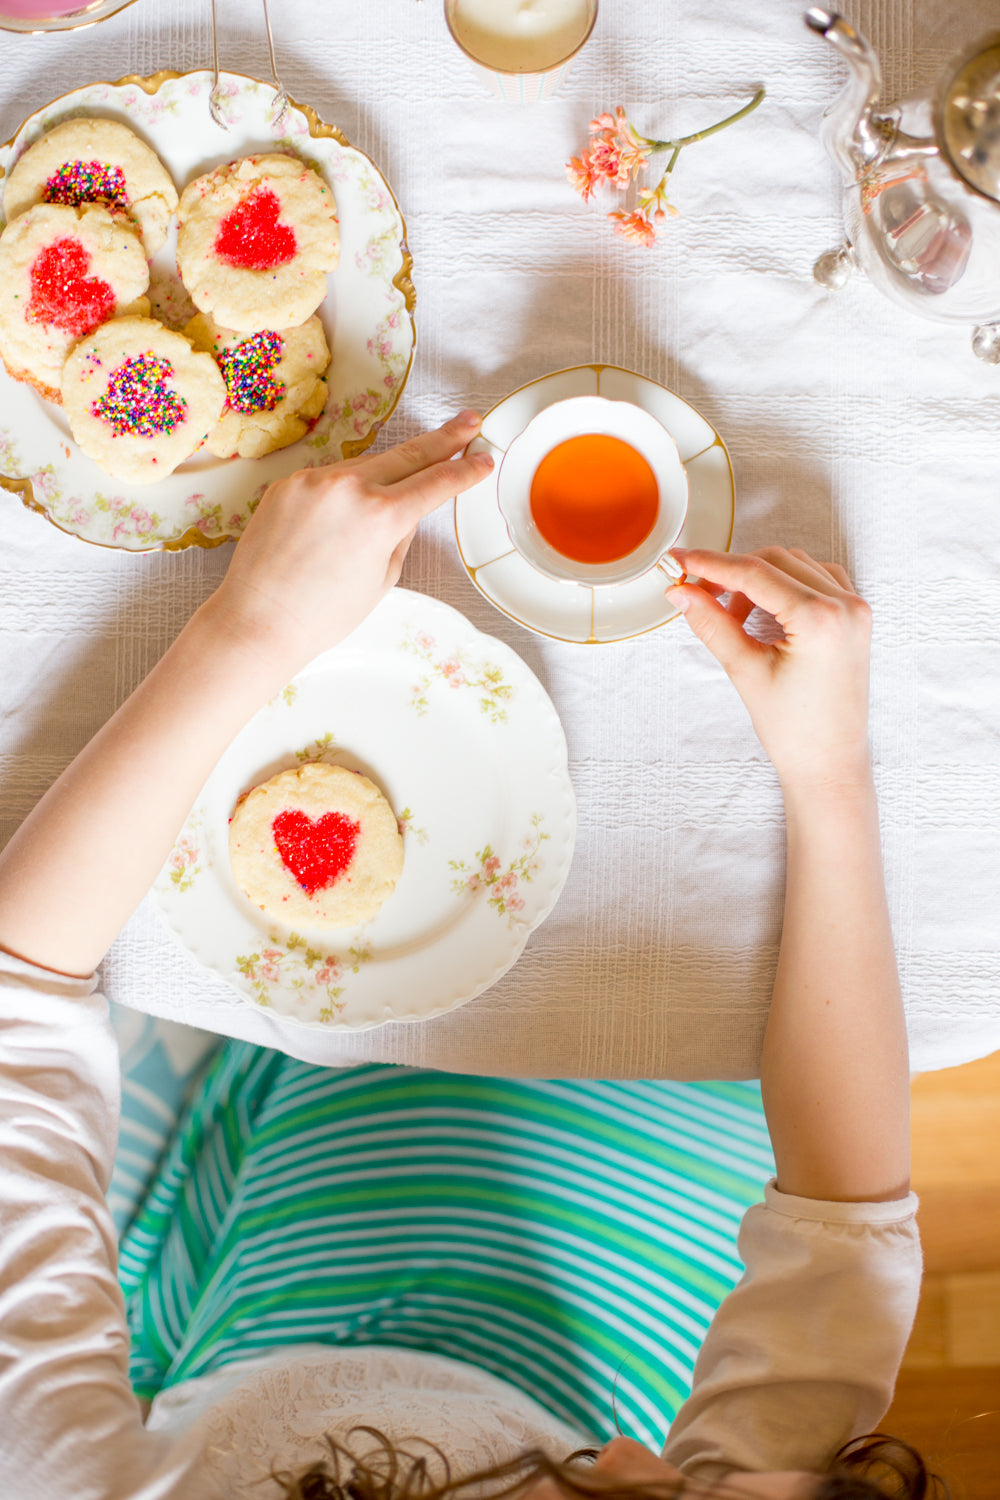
[648,86,765,153]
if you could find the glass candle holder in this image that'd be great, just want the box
[444,0,598,102]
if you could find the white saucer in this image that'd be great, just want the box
[454,365,734,644]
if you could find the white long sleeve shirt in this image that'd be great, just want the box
[0,952,922,1499]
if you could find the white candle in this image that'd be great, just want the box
[447,0,595,75]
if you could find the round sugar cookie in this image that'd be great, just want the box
[61,315,226,484]
[0,202,150,402]
[185,311,330,458]
[3,117,179,256]
[177,154,339,331]
[230,762,404,929]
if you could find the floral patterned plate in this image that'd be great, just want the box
[0,70,415,550]
[152,589,576,1030]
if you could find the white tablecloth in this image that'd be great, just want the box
[1,0,998,1077]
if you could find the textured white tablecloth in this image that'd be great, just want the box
[1,0,998,1078]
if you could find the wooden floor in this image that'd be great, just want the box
[882,1050,1000,1496]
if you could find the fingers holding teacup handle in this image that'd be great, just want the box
[656,553,687,587]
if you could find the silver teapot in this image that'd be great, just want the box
[806,7,1000,361]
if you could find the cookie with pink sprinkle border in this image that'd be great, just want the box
[0,201,149,403]
[3,118,179,256]
[176,153,339,331]
[185,311,330,458]
[61,315,226,484]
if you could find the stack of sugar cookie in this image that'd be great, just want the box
[0,123,337,483]
[178,155,337,461]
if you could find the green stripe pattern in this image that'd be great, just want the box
[119,1049,772,1449]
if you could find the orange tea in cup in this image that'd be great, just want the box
[529,433,659,564]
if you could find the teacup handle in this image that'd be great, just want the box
[655,553,687,586]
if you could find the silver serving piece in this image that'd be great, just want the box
[210,0,290,131]
[806,8,1000,362]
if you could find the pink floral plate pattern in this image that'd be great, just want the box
[0,70,415,551]
[152,589,576,1030]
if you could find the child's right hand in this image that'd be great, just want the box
[204,410,493,683]
[667,547,873,796]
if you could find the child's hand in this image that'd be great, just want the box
[206,410,492,678]
[668,547,872,794]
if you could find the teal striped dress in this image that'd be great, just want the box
[119,1048,773,1450]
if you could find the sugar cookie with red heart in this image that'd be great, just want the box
[177,154,339,331]
[185,310,330,458]
[61,315,226,483]
[229,762,404,929]
[0,201,150,402]
[3,117,179,255]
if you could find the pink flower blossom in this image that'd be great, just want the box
[566,153,602,201]
[466,873,483,893]
[416,631,434,650]
[483,855,501,879]
[316,959,341,986]
[611,107,653,177]
[608,210,658,248]
[507,894,525,913]
[497,871,518,893]
[586,132,631,189]
[567,107,652,201]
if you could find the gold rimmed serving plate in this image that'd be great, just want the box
[0,69,416,551]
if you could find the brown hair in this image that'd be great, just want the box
[271,1428,949,1500]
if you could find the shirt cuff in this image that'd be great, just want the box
[764,1177,918,1226]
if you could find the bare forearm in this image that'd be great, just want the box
[760,772,910,1203]
[0,595,289,977]
[0,415,490,981]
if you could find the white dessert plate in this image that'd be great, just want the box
[0,70,415,551]
[455,364,734,644]
[152,588,576,1030]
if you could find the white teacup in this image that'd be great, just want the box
[496,395,689,587]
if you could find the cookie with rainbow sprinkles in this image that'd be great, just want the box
[185,311,330,458]
[61,315,226,484]
[0,201,149,402]
[177,153,339,331]
[3,118,179,256]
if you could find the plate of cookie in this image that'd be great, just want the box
[0,70,415,550]
[152,589,576,1030]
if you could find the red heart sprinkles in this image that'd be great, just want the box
[272,809,361,895]
[214,187,297,270]
[27,237,116,339]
